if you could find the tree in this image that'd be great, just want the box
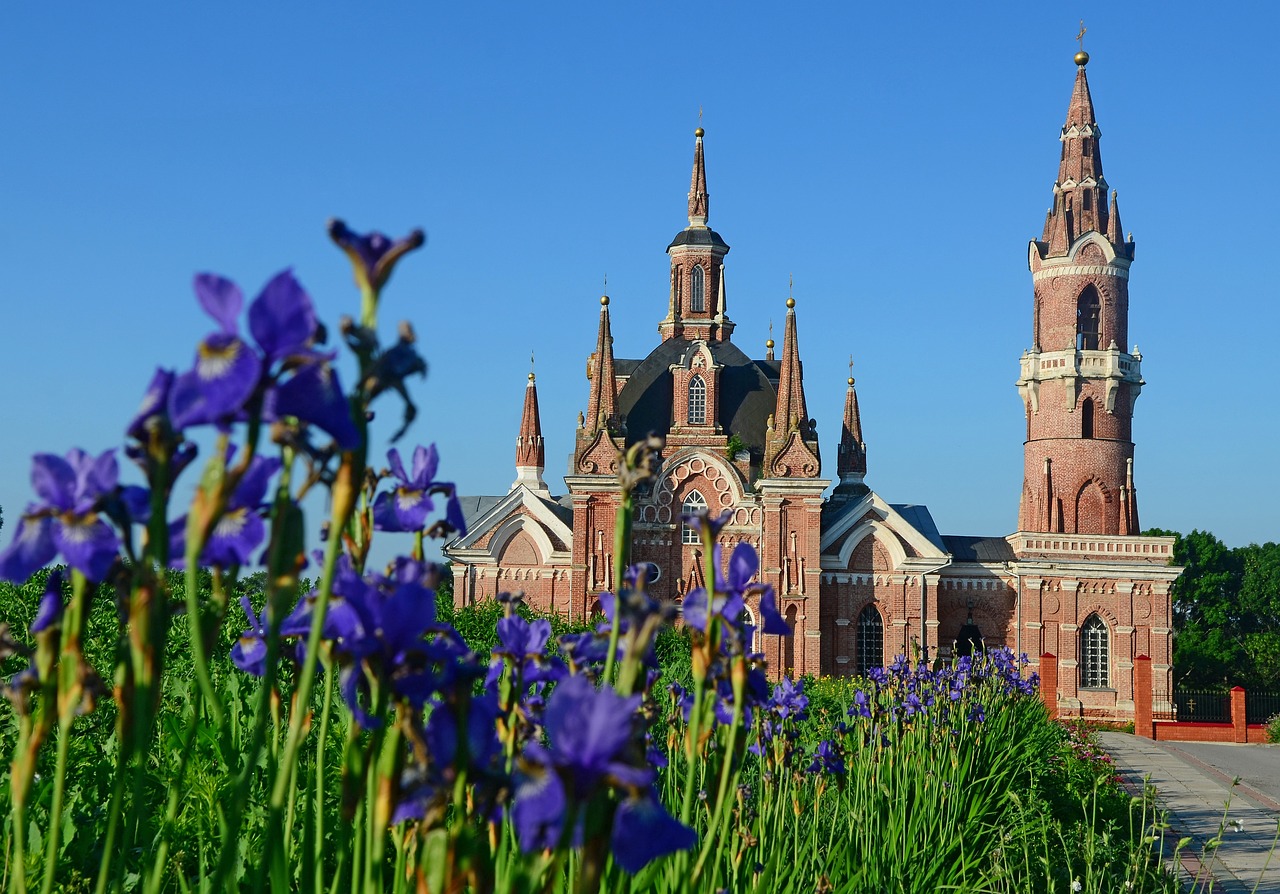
[1149,528,1280,689]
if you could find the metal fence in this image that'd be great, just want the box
[1245,691,1280,725]
[1174,689,1229,723]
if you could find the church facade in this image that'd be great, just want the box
[445,53,1181,723]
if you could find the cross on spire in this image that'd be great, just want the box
[1076,20,1087,52]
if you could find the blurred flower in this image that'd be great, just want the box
[328,219,425,296]
[611,791,698,872]
[0,449,122,582]
[372,445,465,535]
[171,454,281,568]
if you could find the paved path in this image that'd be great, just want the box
[1099,733,1280,893]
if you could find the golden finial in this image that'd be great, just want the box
[695,106,704,138]
[786,297,795,309]
[786,274,795,309]
[529,351,536,382]
[766,338,775,349]
[848,354,855,386]
[600,294,610,306]
[1075,20,1089,66]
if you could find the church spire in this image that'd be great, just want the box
[764,293,821,477]
[661,128,732,343]
[512,361,548,495]
[1037,50,1127,256]
[585,295,618,434]
[834,360,868,498]
[688,126,709,226]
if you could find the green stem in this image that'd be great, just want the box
[601,490,634,686]
[691,656,745,883]
[314,652,337,894]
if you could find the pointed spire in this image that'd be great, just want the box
[1125,456,1140,533]
[1039,49,1119,256]
[688,126,709,226]
[513,359,548,495]
[585,294,618,435]
[835,358,868,496]
[773,296,810,438]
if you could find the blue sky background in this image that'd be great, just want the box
[1,2,1276,563]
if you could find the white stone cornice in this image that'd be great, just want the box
[1033,263,1128,282]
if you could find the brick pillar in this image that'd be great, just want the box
[1231,686,1247,744]
[1133,654,1153,739]
[1040,652,1058,720]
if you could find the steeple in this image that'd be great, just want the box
[512,363,548,496]
[661,128,733,343]
[1036,52,1130,257]
[764,295,820,477]
[833,362,868,499]
[688,126,709,226]
[584,295,619,435]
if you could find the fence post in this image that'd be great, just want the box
[1133,654,1153,739]
[1040,652,1058,720]
[1231,686,1247,743]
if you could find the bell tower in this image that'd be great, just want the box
[1017,50,1144,536]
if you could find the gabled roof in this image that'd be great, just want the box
[819,491,950,568]
[446,486,574,555]
[941,535,1017,564]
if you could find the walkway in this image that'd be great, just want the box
[1099,733,1280,893]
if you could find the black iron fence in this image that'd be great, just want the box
[1245,691,1280,725]
[1174,689,1229,723]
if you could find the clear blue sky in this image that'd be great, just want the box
[1,3,1277,559]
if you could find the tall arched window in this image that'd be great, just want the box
[1081,397,1095,439]
[690,265,706,312]
[857,605,883,675]
[1077,286,1101,351]
[1080,614,1109,688]
[687,375,707,425]
[681,490,707,544]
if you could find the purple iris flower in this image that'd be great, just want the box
[328,219,425,295]
[513,675,672,855]
[807,740,846,777]
[849,689,872,719]
[169,270,358,449]
[279,556,451,727]
[767,677,809,721]
[393,694,504,825]
[611,790,698,873]
[30,570,66,634]
[372,445,465,535]
[0,449,122,582]
[170,454,281,568]
[903,693,923,717]
[486,616,565,689]
[231,597,269,677]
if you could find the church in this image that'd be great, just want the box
[444,51,1182,723]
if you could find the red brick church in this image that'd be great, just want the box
[445,52,1181,723]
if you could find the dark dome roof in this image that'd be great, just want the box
[666,227,729,251]
[617,339,778,453]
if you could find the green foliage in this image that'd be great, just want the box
[1267,713,1280,744]
[724,433,747,458]
[1147,529,1280,689]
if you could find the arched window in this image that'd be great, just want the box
[1081,397,1095,439]
[1080,614,1109,688]
[681,490,707,544]
[857,605,883,675]
[690,265,706,312]
[1077,286,1101,351]
[783,605,798,676]
[687,375,707,425]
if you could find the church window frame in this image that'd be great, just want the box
[1081,396,1095,439]
[687,374,707,425]
[1080,614,1110,689]
[857,604,884,675]
[681,490,707,544]
[690,264,706,313]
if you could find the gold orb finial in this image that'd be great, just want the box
[1074,50,1090,66]
[528,371,536,382]
[695,126,704,138]
[848,376,855,386]
[786,297,795,309]
[600,294,610,306]
[765,338,775,349]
